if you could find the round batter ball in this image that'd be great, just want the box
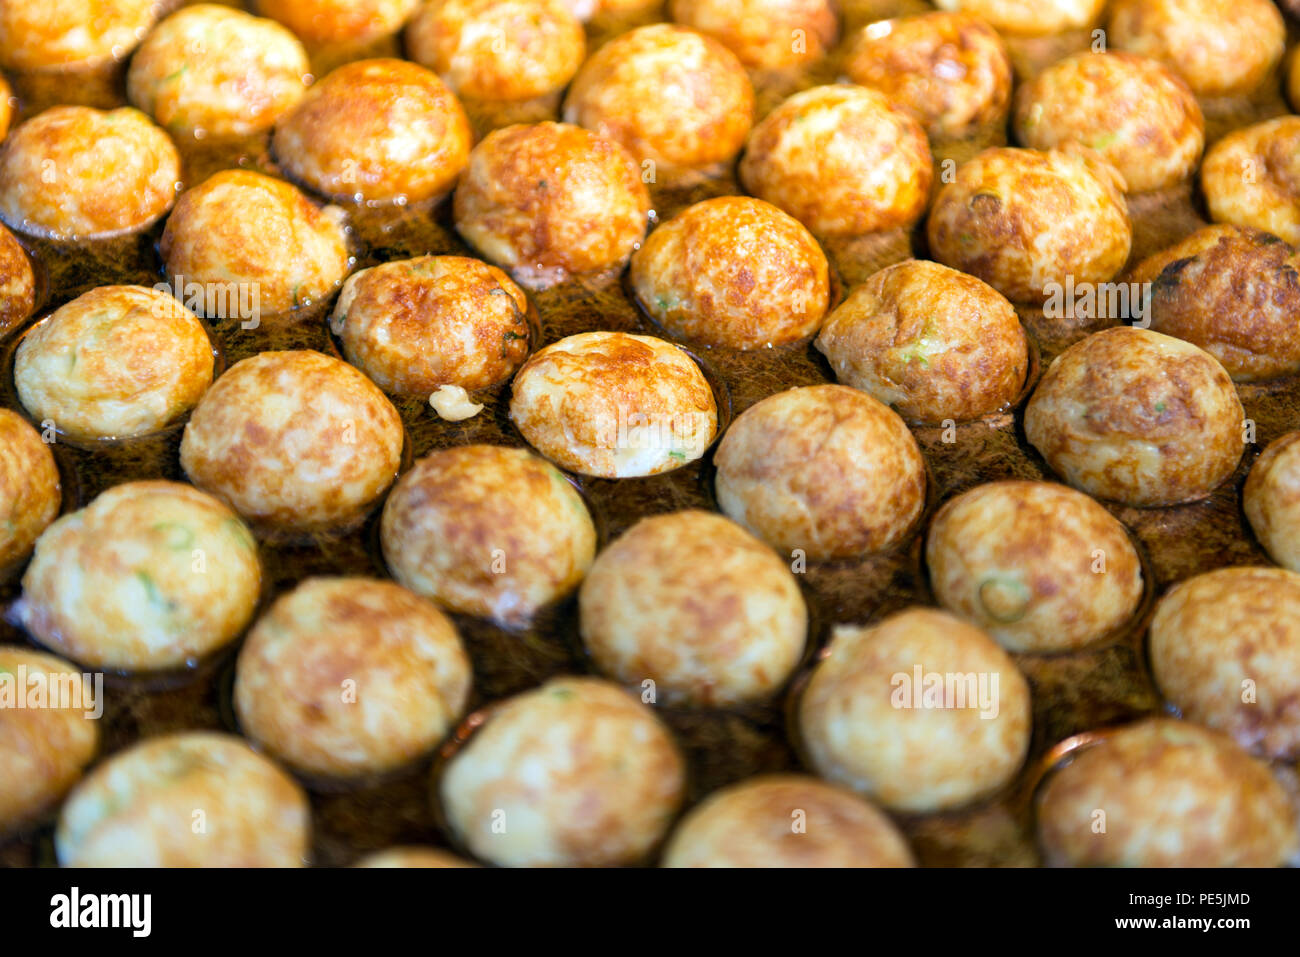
[1036,718,1297,867]
[927,147,1131,304]
[453,122,649,288]
[180,350,403,530]
[234,577,472,779]
[127,4,312,139]
[0,409,60,571]
[1202,116,1300,248]
[927,481,1144,653]
[56,731,310,867]
[714,385,925,560]
[380,445,597,625]
[1126,225,1300,382]
[799,607,1032,814]
[355,846,475,867]
[0,647,98,832]
[1024,327,1244,508]
[329,255,529,394]
[14,285,214,441]
[439,676,685,867]
[629,196,830,351]
[932,0,1105,36]
[661,775,913,868]
[160,169,351,316]
[670,0,838,69]
[0,222,36,340]
[579,510,806,708]
[740,85,932,239]
[509,331,717,478]
[1014,52,1203,194]
[815,259,1028,425]
[1150,567,1300,761]
[406,0,585,101]
[17,480,261,672]
[845,12,1012,140]
[256,0,419,46]
[1245,431,1300,572]
[272,58,470,204]
[562,24,752,171]
[0,105,180,241]
[1107,0,1284,98]
[0,0,162,71]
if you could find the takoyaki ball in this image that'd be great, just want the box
[814,260,1027,425]
[0,648,96,833]
[661,775,914,868]
[159,169,350,316]
[844,12,1012,140]
[629,197,830,351]
[0,222,36,336]
[0,410,59,571]
[927,481,1144,654]
[509,332,717,478]
[669,0,838,69]
[56,731,310,867]
[740,85,931,239]
[127,4,312,139]
[0,0,161,72]
[330,256,528,394]
[932,0,1105,36]
[1202,117,1300,248]
[380,445,597,625]
[355,846,475,867]
[180,351,404,530]
[1107,0,1285,98]
[256,0,419,47]
[1036,719,1297,867]
[234,577,472,779]
[1126,225,1300,382]
[0,74,10,140]
[439,676,685,867]
[406,0,585,101]
[453,122,650,288]
[799,608,1032,814]
[14,286,213,441]
[1245,432,1300,572]
[0,106,180,241]
[1150,567,1300,761]
[17,481,261,671]
[579,510,806,708]
[714,385,925,560]
[272,59,470,204]
[562,24,753,171]
[927,147,1130,304]
[1013,52,1203,194]
[1024,328,1244,508]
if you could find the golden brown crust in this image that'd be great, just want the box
[0,409,60,570]
[669,0,838,69]
[846,11,1011,140]
[256,0,419,46]
[562,24,753,170]
[0,75,10,140]
[1201,117,1300,248]
[0,0,162,71]
[578,510,806,707]
[1036,718,1298,867]
[629,196,830,351]
[815,259,1027,424]
[932,0,1105,36]
[0,106,180,241]
[0,221,35,336]
[927,146,1131,304]
[1024,327,1244,507]
[380,444,597,624]
[1244,431,1300,572]
[927,480,1144,653]
[1126,225,1300,381]
[330,256,529,393]
[740,85,932,239]
[179,350,404,529]
[661,775,915,868]
[354,846,476,867]
[453,122,649,288]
